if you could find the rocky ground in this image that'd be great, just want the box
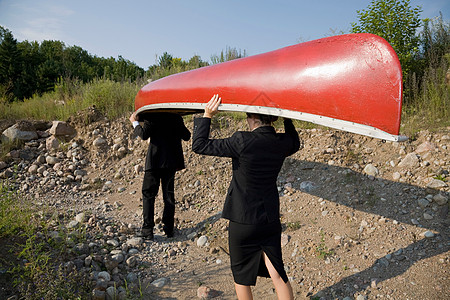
[0,108,449,300]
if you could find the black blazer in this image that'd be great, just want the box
[134,113,191,171]
[192,117,300,224]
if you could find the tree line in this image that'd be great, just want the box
[0,26,247,103]
[0,26,146,102]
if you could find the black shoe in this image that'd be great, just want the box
[163,225,174,238]
[137,228,154,240]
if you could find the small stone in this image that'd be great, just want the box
[417,198,430,209]
[197,235,208,247]
[67,220,79,229]
[364,164,378,176]
[111,253,124,264]
[97,271,111,282]
[126,272,138,283]
[126,256,138,268]
[46,136,60,150]
[411,219,420,225]
[281,233,290,247]
[75,212,86,223]
[426,179,447,188]
[392,172,401,180]
[151,277,168,288]
[93,137,107,147]
[126,237,143,247]
[371,278,379,288]
[91,289,106,300]
[106,286,118,299]
[300,181,316,192]
[134,164,143,174]
[46,156,60,165]
[422,231,435,238]
[197,286,221,299]
[107,239,119,247]
[423,213,433,220]
[85,255,92,267]
[415,141,436,153]
[28,164,38,174]
[433,193,448,206]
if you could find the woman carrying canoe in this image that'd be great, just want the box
[192,94,300,300]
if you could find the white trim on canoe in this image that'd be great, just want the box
[136,103,408,142]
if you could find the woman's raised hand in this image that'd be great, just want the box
[203,94,221,118]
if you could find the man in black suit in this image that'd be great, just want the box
[130,111,191,239]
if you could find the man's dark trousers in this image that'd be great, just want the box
[142,169,176,233]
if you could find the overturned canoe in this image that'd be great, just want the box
[135,33,405,141]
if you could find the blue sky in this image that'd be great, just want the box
[0,0,448,69]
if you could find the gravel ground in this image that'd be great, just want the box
[1,112,448,299]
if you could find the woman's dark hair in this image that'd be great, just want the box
[246,113,278,125]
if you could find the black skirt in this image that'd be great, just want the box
[228,220,288,286]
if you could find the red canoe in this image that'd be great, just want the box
[135,33,405,141]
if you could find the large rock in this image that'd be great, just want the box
[415,141,437,153]
[49,121,76,140]
[398,153,419,168]
[46,136,60,150]
[1,124,38,142]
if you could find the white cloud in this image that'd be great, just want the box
[8,1,74,42]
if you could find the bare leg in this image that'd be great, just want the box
[263,252,294,300]
[234,283,253,300]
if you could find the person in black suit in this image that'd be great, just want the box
[192,94,300,300]
[130,111,191,240]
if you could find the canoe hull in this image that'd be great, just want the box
[135,34,404,141]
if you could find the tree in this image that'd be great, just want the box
[351,0,422,76]
[0,29,22,101]
[17,40,42,99]
[419,13,450,69]
[211,46,247,64]
[158,52,174,69]
[0,26,9,43]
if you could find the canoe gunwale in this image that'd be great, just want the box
[136,103,407,142]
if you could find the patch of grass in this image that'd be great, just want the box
[402,55,450,136]
[343,149,362,165]
[316,230,334,260]
[286,221,302,231]
[0,138,23,163]
[0,180,92,299]
[0,181,33,237]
